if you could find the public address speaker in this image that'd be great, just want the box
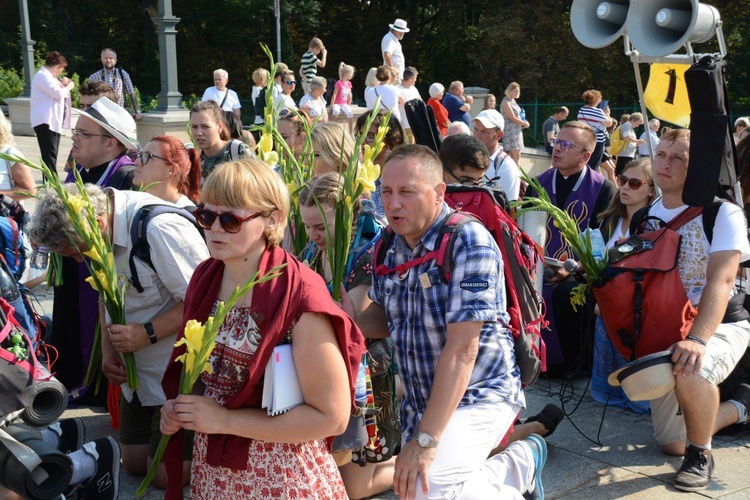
[626,0,721,57]
[571,0,721,57]
[571,0,629,49]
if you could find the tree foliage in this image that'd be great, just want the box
[0,0,746,113]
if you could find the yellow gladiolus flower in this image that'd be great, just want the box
[82,247,103,264]
[84,269,110,291]
[66,195,88,215]
[375,124,388,144]
[257,133,274,155]
[261,151,279,167]
[356,168,376,193]
[363,145,375,162]
[175,319,205,352]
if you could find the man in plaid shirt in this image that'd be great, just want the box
[88,48,142,121]
[347,144,546,499]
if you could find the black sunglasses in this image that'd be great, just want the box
[618,174,646,190]
[193,207,264,233]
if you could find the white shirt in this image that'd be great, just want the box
[201,86,242,112]
[108,189,209,405]
[647,198,750,305]
[273,93,298,117]
[30,66,70,133]
[398,85,422,130]
[381,32,405,78]
[486,149,521,201]
[365,85,401,121]
[638,129,660,156]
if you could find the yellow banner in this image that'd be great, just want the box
[643,63,691,128]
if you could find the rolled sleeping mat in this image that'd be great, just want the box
[21,367,67,427]
[0,428,72,499]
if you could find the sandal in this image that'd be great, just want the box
[524,404,565,438]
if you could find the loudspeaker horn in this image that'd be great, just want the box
[571,0,630,48]
[626,0,721,58]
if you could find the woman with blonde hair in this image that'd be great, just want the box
[500,82,530,164]
[310,122,356,175]
[0,112,36,203]
[364,66,401,119]
[161,159,365,498]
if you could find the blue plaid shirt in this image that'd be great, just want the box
[370,203,523,440]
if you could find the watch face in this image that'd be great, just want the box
[417,432,432,447]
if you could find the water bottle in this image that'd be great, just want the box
[30,246,49,270]
[354,361,367,408]
[519,108,526,121]
[588,229,607,263]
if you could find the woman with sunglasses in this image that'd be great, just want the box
[274,70,299,118]
[591,158,655,413]
[298,172,399,500]
[161,159,365,499]
[189,100,249,180]
[133,135,202,206]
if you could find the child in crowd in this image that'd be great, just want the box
[251,68,268,126]
[331,62,355,133]
[299,37,327,94]
[299,76,329,123]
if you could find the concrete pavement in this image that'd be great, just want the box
[8,132,750,499]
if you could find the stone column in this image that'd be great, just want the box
[138,0,191,146]
[18,0,35,97]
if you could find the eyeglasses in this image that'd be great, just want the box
[443,168,484,187]
[550,138,587,152]
[193,207,264,233]
[72,128,112,139]
[137,151,167,165]
[284,80,297,85]
[618,174,646,190]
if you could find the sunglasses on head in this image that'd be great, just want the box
[618,174,646,190]
[193,207,264,233]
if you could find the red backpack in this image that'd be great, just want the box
[374,185,547,386]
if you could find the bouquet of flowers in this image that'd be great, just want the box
[136,264,286,496]
[0,151,139,388]
[319,106,388,301]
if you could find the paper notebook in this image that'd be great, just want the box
[261,344,304,416]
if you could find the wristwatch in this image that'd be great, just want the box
[415,431,438,448]
[144,322,157,344]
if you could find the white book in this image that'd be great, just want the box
[261,344,304,416]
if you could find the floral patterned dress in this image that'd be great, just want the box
[190,304,348,499]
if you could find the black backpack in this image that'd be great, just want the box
[128,204,202,293]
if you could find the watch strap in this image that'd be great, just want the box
[145,322,157,344]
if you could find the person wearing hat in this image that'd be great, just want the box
[472,109,521,201]
[47,96,138,407]
[382,19,409,81]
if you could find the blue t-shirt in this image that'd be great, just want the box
[442,92,471,127]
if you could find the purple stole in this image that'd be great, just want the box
[538,167,605,365]
[65,153,134,401]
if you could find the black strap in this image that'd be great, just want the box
[128,204,198,293]
[220,89,230,109]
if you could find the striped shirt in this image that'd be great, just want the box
[370,203,523,440]
[87,68,136,109]
[300,50,319,81]
[577,105,609,143]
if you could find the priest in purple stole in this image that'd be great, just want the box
[527,122,616,374]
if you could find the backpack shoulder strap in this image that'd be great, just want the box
[630,205,653,235]
[701,198,724,244]
[128,204,198,293]
[435,212,478,284]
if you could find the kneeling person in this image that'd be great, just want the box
[29,185,209,488]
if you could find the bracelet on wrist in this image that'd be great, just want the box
[687,335,707,347]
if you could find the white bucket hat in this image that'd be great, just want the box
[77,97,138,150]
[608,350,675,402]
[389,19,410,33]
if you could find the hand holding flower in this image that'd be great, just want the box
[108,322,152,353]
